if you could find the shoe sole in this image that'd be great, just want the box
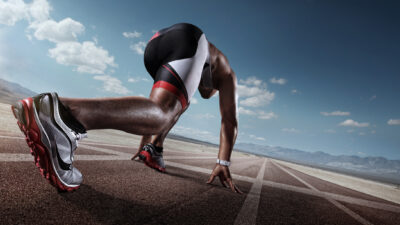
[138,151,166,173]
[11,98,79,192]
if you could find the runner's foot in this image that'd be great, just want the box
[11,93,87,192]
[138,143,166,172]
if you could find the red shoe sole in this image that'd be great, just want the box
[139,151,166,173]
[11,98,79,192]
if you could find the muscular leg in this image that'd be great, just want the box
[60,88,183,136]
[130,92,187,160]
[152,104,188,147]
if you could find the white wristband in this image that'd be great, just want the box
[216,159,230,167]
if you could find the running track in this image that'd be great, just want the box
[0,101,399,225]
[1,132,400,225]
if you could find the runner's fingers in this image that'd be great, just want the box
[234,184,243,194]
[218,175,228,188]
[206,174,216,184]
[227,179,237,193]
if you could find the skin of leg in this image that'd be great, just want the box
[59,88,182,136]
[151,104,188,147]
[131,93,188,160]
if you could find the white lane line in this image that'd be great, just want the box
[271,160,373,225]
[80,141,136,149]
[0,135,24,140]
[80,145,216,160]
[0,153,130,162]
[0,153,31,161]
[166,160,400,214]
[234,159,267,225]
[261,179,400,214]
[2,141,400,215]
[1,135,218,156]
[79,144,131,157]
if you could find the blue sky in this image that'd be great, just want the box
[1,0,399,159]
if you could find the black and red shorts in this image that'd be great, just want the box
[144,23,212,109]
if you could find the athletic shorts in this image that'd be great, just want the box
[144,23,213,109]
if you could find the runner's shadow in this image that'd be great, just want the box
[60,184,158,224]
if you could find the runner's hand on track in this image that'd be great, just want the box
[206,164,242,194]
[131,149,141,160]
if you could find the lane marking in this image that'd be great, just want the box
[234,159,267,225]
[2,136,400,215]
[166,160,400,214]
[271,160,373,225]
[1,135,217,156]
[0,153,31,161]
[79,144,131,157]
[0,135,24,140]
[260,179,400,213]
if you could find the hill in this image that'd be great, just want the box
[0,78,36,104]
[235,142,400,185]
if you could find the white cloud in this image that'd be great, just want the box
[191,97,198,104]
[339,119,369,128]
[347,129,355,133]
[370,95,376,101]
[239,92,275,107]
[321,111,350,116]
[49,41,117,74]
[237,77,274,107]
[0,0,51,26]
[249,134,265,141]
[239,76,263,86]
[28,0,50,22]
[291,89,299,94]
[238,107,256,116]
[31,18,84,43]
[359,132,366,136]
[128,77,150,83]
[130,41,146,55]
[387,119,400,126]
[122,31,142,38]
[238,107,277,120]
[0,0,27,26]
[270,77,287,85]
[282,128,300,133]
[93,75,130,95]
[257,111,277,120]
[0,0,117,76]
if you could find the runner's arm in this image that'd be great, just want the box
[217,71,238,162]
[206,71,242,194]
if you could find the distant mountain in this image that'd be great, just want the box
[0,78,36,104]
[235,142,400,185]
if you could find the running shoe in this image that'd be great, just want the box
[138,143,166,172]
[11,92,87,192]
